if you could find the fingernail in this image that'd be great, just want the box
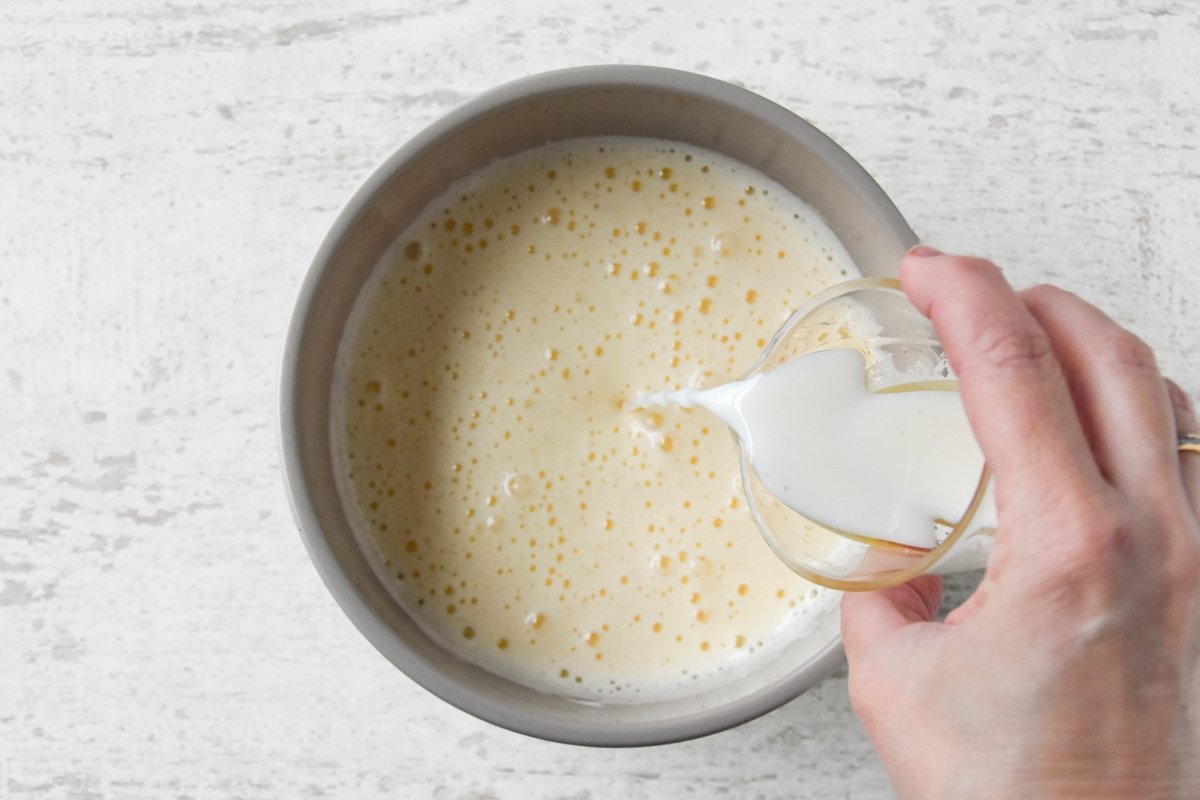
[907,245,942,258]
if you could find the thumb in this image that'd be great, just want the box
[841,575,943,662]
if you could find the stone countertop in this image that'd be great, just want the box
[3,1,1198,797]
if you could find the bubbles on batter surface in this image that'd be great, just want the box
[338,136,854,698]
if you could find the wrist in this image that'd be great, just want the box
[1014,749,1200,800]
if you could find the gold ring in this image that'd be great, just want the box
[1181,433,1200,454]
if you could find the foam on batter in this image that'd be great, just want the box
[333,136,856,701]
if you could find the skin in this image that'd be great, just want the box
[840,248,1200,799]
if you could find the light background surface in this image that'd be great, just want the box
[3,1,1198,798]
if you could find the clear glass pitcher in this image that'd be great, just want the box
[736,278,997,590]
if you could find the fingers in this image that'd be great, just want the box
[944,580,988,626]
[900,250,1105,524]
[1167,379,1200,515]
[841,575,942,661]
[1021,285,1180,507]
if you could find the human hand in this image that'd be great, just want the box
[841,248,1200,799]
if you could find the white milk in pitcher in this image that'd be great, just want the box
[334,136,858,701]
[639,348,999,550]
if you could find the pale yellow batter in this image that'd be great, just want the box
[334,136,856,700]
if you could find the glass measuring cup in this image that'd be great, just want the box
[736,278,996,591]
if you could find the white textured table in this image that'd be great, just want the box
[4,2,1198,797]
